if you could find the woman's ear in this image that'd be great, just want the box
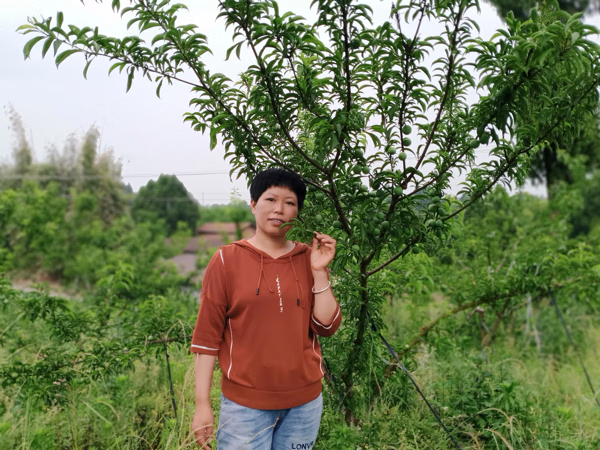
[250,198,257,214]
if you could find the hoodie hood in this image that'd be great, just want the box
[232,239,309,259]
[233,239,310,307]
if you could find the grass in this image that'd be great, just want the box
[0,294,599,449]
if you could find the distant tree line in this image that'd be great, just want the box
[0,108,254,283]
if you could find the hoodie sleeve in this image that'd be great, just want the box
[191,248,228,356]
[310,269,342,337]
[311,302,342,337]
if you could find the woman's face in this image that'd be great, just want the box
[251,186,299,237]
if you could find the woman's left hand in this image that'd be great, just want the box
[311,232,336,272]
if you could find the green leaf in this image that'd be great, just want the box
[209,125,225,150]
[126,69,134,93]
[156,79,164,98]
[57,11,64,28]
[16,24,35,31]
[151,33,166,45]
[53,39,63,55]
[23,36,45,59]
[83,60,92,79]
[126,17,140,30]
[41,36,55,58]
[55,49,81,67]
[108,61,124,75]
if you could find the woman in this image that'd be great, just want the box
[191,168,342,449]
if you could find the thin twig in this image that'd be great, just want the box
[373,321,463,450]
[164,341,179,419]
[549,290,600,407]
[219,0,327,173]
[405,3,465,186]
[482,298,512,347]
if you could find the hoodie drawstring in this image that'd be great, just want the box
[256,253,274,295]
[289,255,306,308]
[254,249,305,309]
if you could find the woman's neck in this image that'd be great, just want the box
[247,229,294,256]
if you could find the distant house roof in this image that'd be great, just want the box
[197,222,255,235]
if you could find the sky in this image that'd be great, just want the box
[1,1,599,204]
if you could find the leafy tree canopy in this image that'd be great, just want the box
[485,1,600,196]
[529,110,600,194]
[131,174,200,235]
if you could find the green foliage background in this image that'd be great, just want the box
[2,0,600,448]
[1,181,600,448]
[132,174,200,235]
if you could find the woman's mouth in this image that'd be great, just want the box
[268,218,285,226]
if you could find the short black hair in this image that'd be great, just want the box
[250,168,306,210]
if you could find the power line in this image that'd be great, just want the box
[0,170,240,181]
[123,171,236,178]
[0,145,509,181]
[46,192,251,204]
[132,197,250,203]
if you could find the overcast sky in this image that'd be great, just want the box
[1,1,599,204]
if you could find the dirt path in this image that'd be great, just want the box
[168,253,198,276]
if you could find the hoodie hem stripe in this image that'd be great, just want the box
[312,335,325,376]
[227,320,234,379]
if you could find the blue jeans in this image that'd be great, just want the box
[217,393,323,449]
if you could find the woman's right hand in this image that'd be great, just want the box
[192,402,215,449]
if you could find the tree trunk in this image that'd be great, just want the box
[342,262,369,425]
[543,144,557,199]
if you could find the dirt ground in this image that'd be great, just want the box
[168,253,198,276]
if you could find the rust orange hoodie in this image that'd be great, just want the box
[191,239,342,410]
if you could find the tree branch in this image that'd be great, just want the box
[367,236,420,276]
[362,6,428,267]
[445,77,600,222]
[482,298,511,347]
[218,0,328,173]
[330,2,354,173]
[327,173,353,236]
[139,4,332,194]
[405,3,465,187]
